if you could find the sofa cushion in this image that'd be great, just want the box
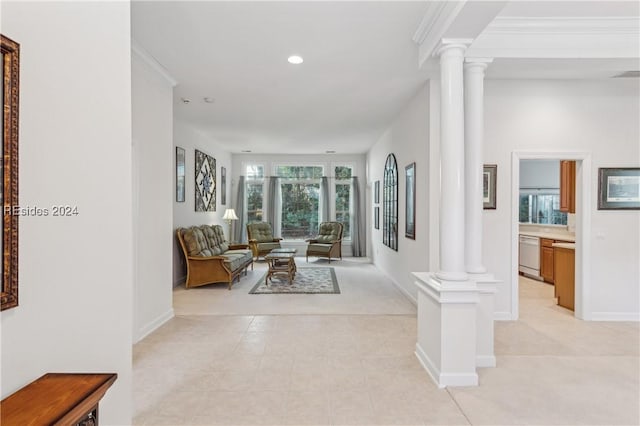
[316,222,342,243]
[221,250,252,271]
[247,222,276,243]
[308,243,333,253]
[182,225,229,257]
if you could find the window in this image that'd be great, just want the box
[276,165,323,240]
[334,165,352,239]
[519,191,568,225]
[246,164,264,223]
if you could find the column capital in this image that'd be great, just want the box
[464,58,493,72]
[434,38,473,57]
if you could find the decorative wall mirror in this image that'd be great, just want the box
[2,34,20,311]
[405,162,416,239]
[383,154,398,251]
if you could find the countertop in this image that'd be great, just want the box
[552,242,576,250]
[519,231,575,242]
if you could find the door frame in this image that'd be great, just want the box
[511,151,592,320]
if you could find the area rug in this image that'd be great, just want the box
[249,267,340,294]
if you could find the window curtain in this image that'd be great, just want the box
[267,177,282,237]
[351,176,365,257]
[234,176,246,243]
[320,176,330,223]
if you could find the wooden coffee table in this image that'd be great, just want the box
[265,249,297,285]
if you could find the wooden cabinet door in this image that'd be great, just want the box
[541,246,555,283]
[554,247,575,311]
[560,160,576,213]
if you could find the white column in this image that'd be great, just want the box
[464,59,491,274]
[464,58,497,368]
[436,41,468,282]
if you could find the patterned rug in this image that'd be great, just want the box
[249,267,340,294]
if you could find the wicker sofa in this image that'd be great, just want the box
[176,224,253,289]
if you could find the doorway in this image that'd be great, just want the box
[511,152,592,320]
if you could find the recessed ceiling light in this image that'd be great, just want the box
[241,150,252,153]
[181,98,191,104]
[326,150,336,154]
[287,55,304,65]
[203,97,215,103]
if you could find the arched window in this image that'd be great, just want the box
[383,154,398,251]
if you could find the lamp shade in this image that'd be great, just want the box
[223,208,239,221]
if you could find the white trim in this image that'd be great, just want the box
[476,355,497,368]
[412,1,467,68]
[131,40,178,87]
[416,343,479,388]
[494,311,514,321]
[591,312,640,322]
[391,275,418,307]
[415,343,443,388]
[485,17,640,36]
[135,308,175,343]
[511,152,592,321]
[413,273,479,304]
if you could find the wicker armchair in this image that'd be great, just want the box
[306,222,343,263]
[246,222,282,260]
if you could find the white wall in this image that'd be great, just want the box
[484,79,640,319]
[0,2,133,424]
[173,121,233,285]
[367,84,430,303]
[230,153,367,255]
[132,49,174,342]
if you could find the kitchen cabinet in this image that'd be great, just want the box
[540,238,555,283]
[560,160,576,213]
[554,245,575,311]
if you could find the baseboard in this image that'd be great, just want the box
[494,311,513,321]
[415,343,479,387]
[415,343,443,388]
[590,312,640,321]
[476,355,497,368]
[173,275,186,287]
[135,308,174,343]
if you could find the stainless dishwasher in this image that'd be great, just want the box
[519,235,541,279]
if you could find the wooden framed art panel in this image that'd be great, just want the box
[176,147,185,202]
[405,162,416,239]
[221,166,227,205]
[483,164,497,210]
[195,149,216,212]
[598,167,640,210]
[2,34,20,311]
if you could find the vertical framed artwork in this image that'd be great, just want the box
[176,147,185,202]
[598,167,640,210]
[195,149,216,212]
[374,207,380,230]
[483,164,497,210]
[383,154,398,251]
[221,166,227,205]
[2,34,20,311]
[405,162,416,239]
[374,180,380,204]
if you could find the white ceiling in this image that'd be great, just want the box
[131,1,639,154]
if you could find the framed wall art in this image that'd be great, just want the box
[383,154,398,251]
[195,149,216,212]
[405,162,416,239]
[220,166,227,205]
[598,167,640,210]
[176,147,185,202]
[374,207,380,230]
[483,164,497,210]
[374,180,380,204]
[2,34,20,311]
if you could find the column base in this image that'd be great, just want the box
[413,272,479,388]
[469,272,499,368]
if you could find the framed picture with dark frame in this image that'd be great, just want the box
[598,167,640,210]
[374,207,380,230]
[374,180,380,204]
[195,149,216,212]
[221,166,227,205]
[483,164,497,210]
[405,162,416,239]
[176,147,185,202]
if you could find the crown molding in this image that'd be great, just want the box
[413,1,467,68]
[485,17,640,36]
[132,39,178,87]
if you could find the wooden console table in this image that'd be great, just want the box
[0,373,117,425]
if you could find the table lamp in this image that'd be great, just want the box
[222,208,239,242]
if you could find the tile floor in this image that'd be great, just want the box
[134,260,639,425]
